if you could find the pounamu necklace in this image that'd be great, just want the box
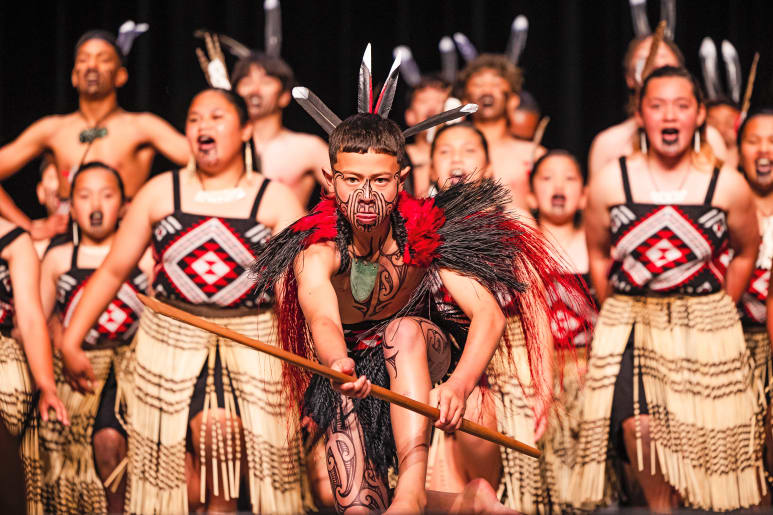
[350,256,379,303]
[78,107,119,144]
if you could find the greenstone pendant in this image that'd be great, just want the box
[79,127,108,144]
[350,258,379,303]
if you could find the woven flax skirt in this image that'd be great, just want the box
[124,307,307,514]
[570,292,766,511]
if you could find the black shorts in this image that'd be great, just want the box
[609,328,649,463]
[93,365,126,437]
[189,346,240,421]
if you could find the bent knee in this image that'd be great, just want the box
[93,428,126,470]
[385,318,426,354]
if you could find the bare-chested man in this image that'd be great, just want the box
[0,30,190,240]
[459,54,545,213]
[403,74,451,198]
[232,53,329,207]
[587,35,727,179]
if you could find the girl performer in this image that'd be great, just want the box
[573,66,765,512]
[526,150,596,512]
[738,109,773,482]
[0,219,68,514]
[36,162,150,513]
[60,89,307,514]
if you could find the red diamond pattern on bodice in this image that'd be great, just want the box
[637,229,694,273]
[158,217,256,306]
[96,300,131,337]
[182,243,242,292]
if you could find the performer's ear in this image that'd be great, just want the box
[71,68,78,89]
[241,121,254,143]
[399,165,411,184]
[278,90,291,109]
[322,168,334,191]
[696,104,707,128]
[114,67,129,88]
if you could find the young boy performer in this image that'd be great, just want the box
[252,45,588,514]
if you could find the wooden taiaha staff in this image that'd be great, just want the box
[137,294,540,459]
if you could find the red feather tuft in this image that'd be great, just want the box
[397,192,445,267]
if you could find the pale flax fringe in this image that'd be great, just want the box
[0,334,34,436]
[124,307,308,514]
[570,293,766,511]
[540,349,586,513]
[0,334,43,514]
[487,316,551,514]
[35,348,117,514]
[744,328,772,405]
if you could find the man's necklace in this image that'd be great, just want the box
[78,107,119,144]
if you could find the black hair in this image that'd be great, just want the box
[192,88,250,126]
[456,53,523,98]
[70,161,125,202]
[516,90,540,114]
[639,66,704,109]
[404,74,450,107]
[430,122,489,162]
[329,113,409,169]
[529,149,585,188]
[231,52,295,91]
[74,30,125,65]
[706,97,740,112]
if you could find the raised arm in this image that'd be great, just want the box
[0,118,63,233]
[60,178,158,391]
[140,113,190,166]
[5,231,68,424]
[721,169,759,302]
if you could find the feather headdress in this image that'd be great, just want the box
[293,44,477,136]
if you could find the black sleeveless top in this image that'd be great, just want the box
[56,244,147,347]
[151,170,272,308]
[0,228,26,331]
[608,157,728,295]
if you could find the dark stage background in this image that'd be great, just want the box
[1,0,772,219]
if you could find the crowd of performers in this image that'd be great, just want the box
[0,2,770,514]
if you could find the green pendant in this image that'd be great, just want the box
[79,127,108,144]
[350,258,379,303]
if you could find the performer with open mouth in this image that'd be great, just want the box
[526,150,597,512]
[59,87,307,514]
[34,162,151,513]
[250,45,592,514]
[574,66,765,511]
[736,109,773,485]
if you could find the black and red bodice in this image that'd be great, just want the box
[151,170,272,308]
[56,244,147,347]
[608,157,728,296]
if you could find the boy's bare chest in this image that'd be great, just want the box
[332,251,426,323]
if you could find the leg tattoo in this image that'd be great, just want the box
[325,396,390,513]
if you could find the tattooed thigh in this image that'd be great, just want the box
[325,395,390,513]
[383,317,451,383]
